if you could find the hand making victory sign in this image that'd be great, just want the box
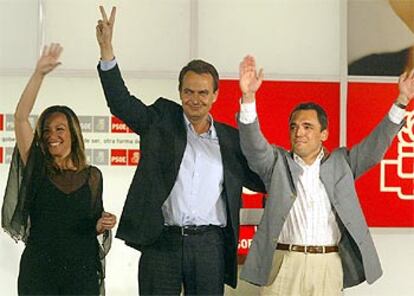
[96,6,116,61]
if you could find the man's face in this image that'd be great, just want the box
[180,71,218,123]
[289,109,328,164]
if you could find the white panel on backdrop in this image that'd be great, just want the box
[197,0,340,78]
[0,0,40,72]
[43,0,191,73]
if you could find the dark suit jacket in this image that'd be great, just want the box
[98,64,265,288]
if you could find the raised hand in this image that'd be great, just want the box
[239,55,264,103]
[96,6,116,60]
[35,43,63,76]
[96,211,117,234]
[398,69,414,106]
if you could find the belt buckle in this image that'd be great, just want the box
[181,227,188,237]
[304,245,308,254]
[322,246,326,253]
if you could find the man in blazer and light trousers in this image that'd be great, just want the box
[236,55,414,295]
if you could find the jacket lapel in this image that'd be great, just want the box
[320,150,335,204]
[286,152,302,196]
[173,111,187,178]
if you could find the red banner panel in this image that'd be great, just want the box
[128,149,140,166]
[110,149,128,166]
[0,147,3,164]
[111,116,130,133]
[211,80,340,253]
[348,82,414,227]
[242,192,265,208]
[238,226,256,255]
[0,114,3,131]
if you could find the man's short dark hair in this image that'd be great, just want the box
[289,102,328,131]
[178,59,219,92]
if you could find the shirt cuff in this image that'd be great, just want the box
[100,58,117,71]
[239,100,258,124]
[388,103,406,124]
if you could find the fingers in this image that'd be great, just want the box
[99,6,116,25]
[399,71,408,84]
[409,68,414,80]
[258,68,264,83]
[99,211,117,229]
[240,55,254,77]
[99,5,108,22]
[41,45,47,57]
[109,6,116,25]
[39,43,63,65]
[49,43,63,58]
[240,54,263,81]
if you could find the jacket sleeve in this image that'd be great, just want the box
[348,115,404,179]
[238,117,277,190]
[97,63,163,135]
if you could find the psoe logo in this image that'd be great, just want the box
[380,110,414,200]
[110,149,127,166]
[128,149,140,166]
[0,147,3,164]
[111,116,133,133]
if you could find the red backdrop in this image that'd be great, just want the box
[347,82,414,227]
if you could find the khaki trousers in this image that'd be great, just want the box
[260,250,343,296]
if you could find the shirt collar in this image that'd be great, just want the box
[183,113,217,139]
[293,148,324,167]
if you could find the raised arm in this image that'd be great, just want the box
[14,43,63,165]
[238,55,276,188]
[95,6,163,135]
[349,70,414,178]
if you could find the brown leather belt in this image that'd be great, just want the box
[277,243,338,254]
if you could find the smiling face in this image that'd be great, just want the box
[289,109,328,164]
[42,112,72,160]
[180,71,218,124]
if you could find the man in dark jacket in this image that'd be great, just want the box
[96,7,265,295]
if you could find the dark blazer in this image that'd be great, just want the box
[98,64,265,288]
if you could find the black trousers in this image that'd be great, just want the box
[138,226,225,296]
